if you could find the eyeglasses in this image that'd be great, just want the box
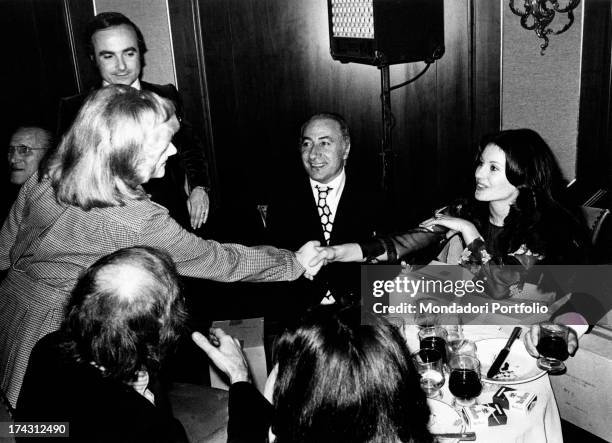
[8,145,46,156]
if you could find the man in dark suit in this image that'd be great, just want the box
[57,12,210,232]
[266,113,384,310]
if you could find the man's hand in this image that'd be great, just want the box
[317,243,364,263]
[187,187,210,229]
[523,324,579,359]
[192,328,250,384]
[295,240,329,280]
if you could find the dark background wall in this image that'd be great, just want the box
[0,0,77,140]
[577,0,612,193]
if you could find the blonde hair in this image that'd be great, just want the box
[46,85,176,209]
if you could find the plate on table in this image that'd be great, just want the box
[476,338,546,384]
[427,398,464,441]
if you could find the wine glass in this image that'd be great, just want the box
[536,322,570,374]
[445,325,477,359]
[449,355,482,407]
[412,348,445,399]
[418,326,448,363]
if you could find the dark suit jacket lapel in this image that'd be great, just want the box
[141,81,163,95]
[329,175,357,245]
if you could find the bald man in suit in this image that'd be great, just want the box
[266,113,386,311]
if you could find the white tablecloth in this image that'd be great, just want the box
[406,324,563,443]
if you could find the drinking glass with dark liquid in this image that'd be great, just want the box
[536,322,570,374]
[412,348,445,399]
[418,326,448,363]
[449,355,482,407]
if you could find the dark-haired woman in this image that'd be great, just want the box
[191,306,433,443]
[326,129,591,352]
[417,128,590,299]
[328,129,589,296]
[266,306,433,443]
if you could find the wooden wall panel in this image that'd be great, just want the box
[435,0,471,203]
[0,0,78,138]
[168,0,218,192]
[577,0,612,191]
[63,0,96,93]
[473,0,501,142]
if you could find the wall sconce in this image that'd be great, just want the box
[509,0,581,55]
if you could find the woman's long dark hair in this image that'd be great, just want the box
[272,306,432,443]
[453,129,588,263]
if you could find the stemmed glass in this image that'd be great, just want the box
[445,325,477,360]
[449,355,482,407]
[418,326,448,363]
[536,322,570,374]
[412,348,446,399]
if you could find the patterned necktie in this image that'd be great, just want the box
[316,185,333,244]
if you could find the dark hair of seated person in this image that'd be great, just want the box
[271,305,433,443]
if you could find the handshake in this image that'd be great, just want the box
[294,242,365,280]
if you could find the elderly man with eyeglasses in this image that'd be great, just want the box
[4,127,53,221]
[8,127,52,186]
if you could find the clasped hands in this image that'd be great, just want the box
[295,242,364,280]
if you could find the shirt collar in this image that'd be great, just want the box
[102,78,141,90]
[309,168,346,193]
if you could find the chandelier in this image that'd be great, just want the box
[509,0,581,55]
